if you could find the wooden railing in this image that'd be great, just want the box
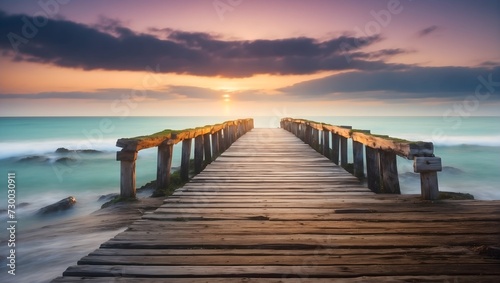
[116,118,254,198]
[281,118,442,200]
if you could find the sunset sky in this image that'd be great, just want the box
[1,0,499,116]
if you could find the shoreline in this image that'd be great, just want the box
[5,192,165,283]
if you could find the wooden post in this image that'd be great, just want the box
[301,124,307,142]
[156,141,173,192]
[322,129,330,158]
[353,141,364,180]
[352,130,369,180]
[365,147,381,193]
[340,136,348,167]
[232,124,238,143]
[304,125,311,145]
[312,128,319,149]
[331,133,340,165]
[194,135,204,174]
[319,129,323,151]
[340,126,352,168]
[204,133,212,163]
[414,156,442,200]
[241,121,245,134]
[117,150,137,198]
[217,129,224,153]
[238,123,243,138]
[379,151,400,194]
[211,130,220,159]
[180,138,192,181]
[236,123,241,138]
[224,125,231,149]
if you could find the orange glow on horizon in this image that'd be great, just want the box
[0,56,340,96]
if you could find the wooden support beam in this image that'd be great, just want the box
[414,156,442,172]
[211,130,220,159]
[420,171,439,200]
[312,128,319,151]
[322,129,330,158]
[380,151,400,194]
[236,124,242,139]
[224,125,231,150]
[365,146,381,193]
[194,135,204,174]
[319,129,323,149]
[304,125,311,145]
[231,124,238,143]
[353,140,364,180]
[352,130,369,180]
[414,157,442,200]
[156,142,173,193]
[116,150,137,198]
[331,133,340,165]
[340,137,348,167]
[203,133,212,164]
[224,125,233,151]
[180,138,192,181]
[339,126,352,168]
[217,129,224,153]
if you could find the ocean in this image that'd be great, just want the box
[0,116,499,282]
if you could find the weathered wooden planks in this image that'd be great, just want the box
[51,276,500,283]
[281,118,442,200]
[54,128,500,282]
[60,264,500,278]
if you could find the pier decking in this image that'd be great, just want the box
[54,128,500,282]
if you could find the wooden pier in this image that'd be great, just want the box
[54,123,500,282]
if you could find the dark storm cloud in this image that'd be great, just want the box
[417,25,440,37]
[280,66,500,100]
[0,10,399,77]
[350,48,411,60]
[0,86,227,101]
[0,89,181,100]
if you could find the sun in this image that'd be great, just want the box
[218,88,234,116]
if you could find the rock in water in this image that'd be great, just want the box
[55,147,102,154]
[55,157,78,165]
[18,155,50,163]
[37,196,77,215]
[98,193,119,202]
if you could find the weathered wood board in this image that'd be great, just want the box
[54,128,500,282]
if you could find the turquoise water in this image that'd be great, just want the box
[304,116,500,200]
[0,115,499,221]
[0,116,499,282]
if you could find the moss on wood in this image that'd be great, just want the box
[439,191,474,200]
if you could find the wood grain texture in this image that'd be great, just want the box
[55,129,500,282]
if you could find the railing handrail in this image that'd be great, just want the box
[116,118,253,151]
[280,117,442,200]
[280,118,434,159]
[116,118,254,198]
